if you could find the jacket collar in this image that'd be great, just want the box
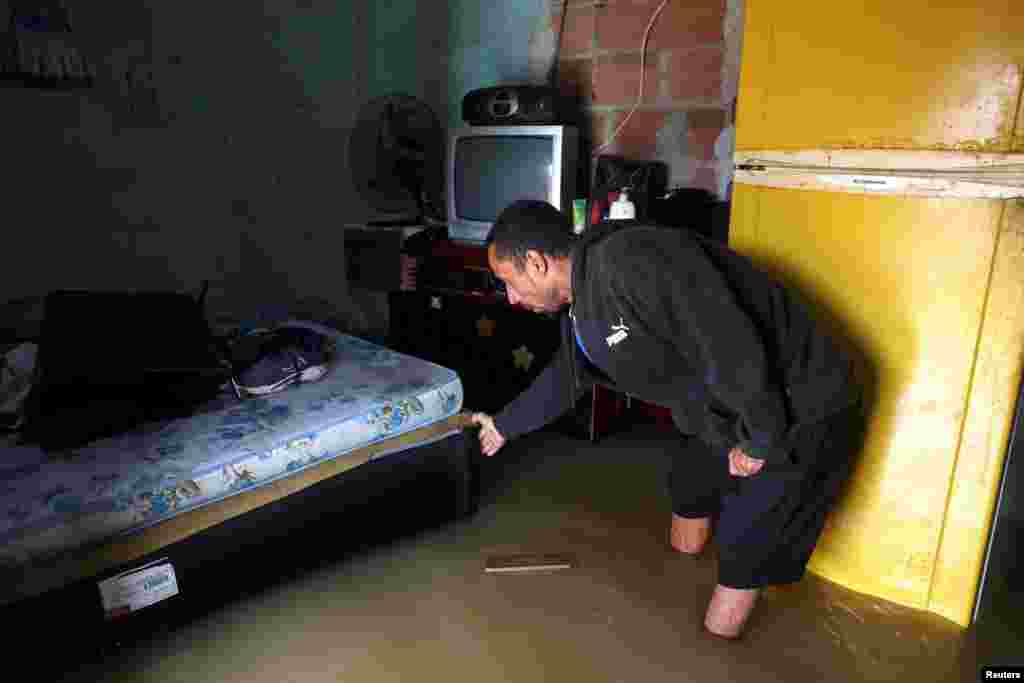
[570,221,621,309]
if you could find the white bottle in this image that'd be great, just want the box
[609,191,636,220]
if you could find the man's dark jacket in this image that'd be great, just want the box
[493,222,860,466]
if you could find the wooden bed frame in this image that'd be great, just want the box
[4,414,480,677]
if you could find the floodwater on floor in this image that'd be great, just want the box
[66,426,1014,683]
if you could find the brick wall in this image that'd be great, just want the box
[549,0,740,198]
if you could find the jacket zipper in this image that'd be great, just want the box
[566,309,579,408]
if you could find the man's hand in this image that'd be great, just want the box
[728,447,764,477]
[471,413,506,457]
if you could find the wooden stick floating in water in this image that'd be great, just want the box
[484,553,575,574]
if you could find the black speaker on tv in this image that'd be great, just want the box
[462,85,573,126]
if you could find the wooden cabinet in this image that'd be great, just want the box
[388,290,561,414]
[389,239,566,415]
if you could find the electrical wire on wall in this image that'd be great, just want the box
[592,0,671,158]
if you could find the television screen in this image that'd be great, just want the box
[447,125,577,245]
[454,136,554,223]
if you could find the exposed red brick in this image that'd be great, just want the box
[600,110,668,160]
[691,164,719,193]
[593,52,661,106]
[686,108,726,160]
[587,110,615,148]
[551,6,596,56]
[596,0,724,53]
[687,107,726,129]
[556,58,594,103]
[686,127,718,161]
[667,46,722,101]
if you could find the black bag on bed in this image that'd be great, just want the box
[21,289,230,451]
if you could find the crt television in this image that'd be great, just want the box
[447,125,579,245]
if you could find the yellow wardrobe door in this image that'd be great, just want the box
[730,187,1024,625]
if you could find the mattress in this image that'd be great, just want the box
[0,321,463,602]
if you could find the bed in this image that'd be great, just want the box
[0,318,479,670]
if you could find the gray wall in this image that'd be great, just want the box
[1,0,550,334]
[363,0,552,129]
[2,1,373,330]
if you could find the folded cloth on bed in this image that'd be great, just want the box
[21,290,230,451]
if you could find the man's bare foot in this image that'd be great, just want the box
[704,584,759,639]
[670,514,711,554]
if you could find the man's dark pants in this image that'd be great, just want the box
[669,402,865,589]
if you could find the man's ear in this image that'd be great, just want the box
[525,250,548,276]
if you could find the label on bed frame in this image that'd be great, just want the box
[98,558,179,619]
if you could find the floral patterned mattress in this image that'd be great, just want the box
[0,321,463,589]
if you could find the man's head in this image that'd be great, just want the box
[487,200,575,313]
